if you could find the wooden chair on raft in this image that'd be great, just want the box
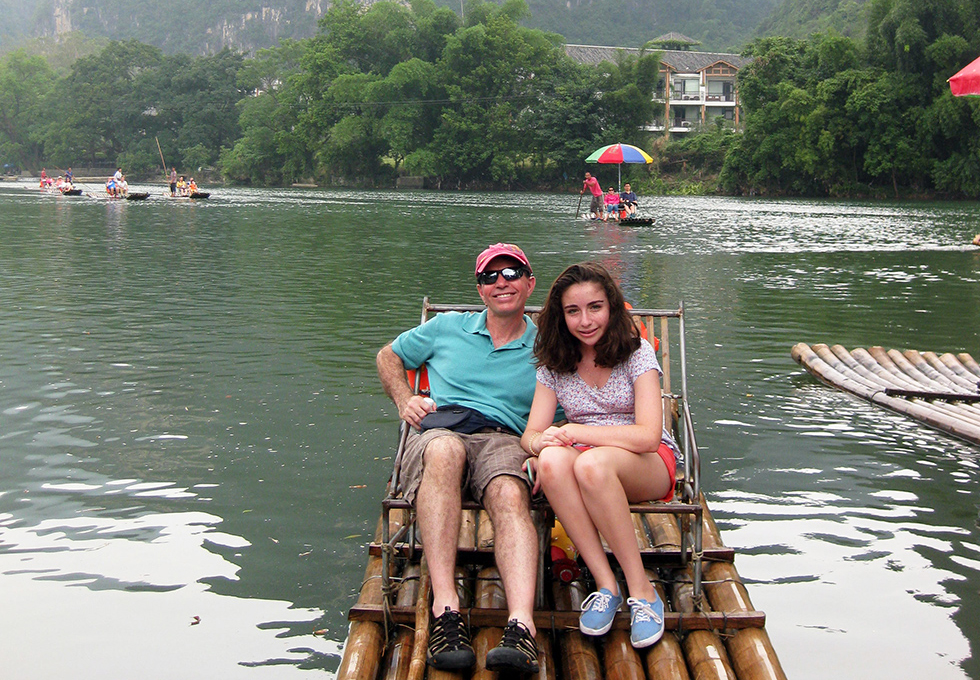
[371,298,707,634]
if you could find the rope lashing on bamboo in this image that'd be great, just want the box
[379,542,398,637]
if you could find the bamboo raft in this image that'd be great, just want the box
[792,343,980,445]
[337,302,787,680]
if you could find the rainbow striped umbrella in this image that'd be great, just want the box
[585,143,653,187]
[949,55,980,96]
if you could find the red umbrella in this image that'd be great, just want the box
[949,55,980,97]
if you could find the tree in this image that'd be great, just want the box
[221,40,311,185]
[0,50,56,170]
[40,40,164,167]
[428,0,566,184]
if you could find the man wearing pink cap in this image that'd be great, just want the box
[377,243,540,673]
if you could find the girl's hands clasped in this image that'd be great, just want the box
[538,425,575,450]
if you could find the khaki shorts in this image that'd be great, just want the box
[398,427,530,505]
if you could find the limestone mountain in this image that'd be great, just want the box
[1,0,842,57]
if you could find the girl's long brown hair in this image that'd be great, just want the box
[534,262,640,373]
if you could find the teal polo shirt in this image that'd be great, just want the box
[391,310,537,434]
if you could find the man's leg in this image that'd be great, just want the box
[481,474,538,633]
[483,473,540,673]
[414,434,477,671]
[414,435,467,616]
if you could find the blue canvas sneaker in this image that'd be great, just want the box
[627,595,665,648]
[579,588,623,636]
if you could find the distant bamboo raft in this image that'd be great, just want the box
[338,494,786,680]
[791,343,980,445]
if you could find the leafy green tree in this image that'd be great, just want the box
[318,72,391,181]
[0,50,56,170]
[520,57,607,179]
[157,49,244,170]
[721,37,817,194]
[41,40,164,167]
[222,40,311,184]
[428,0,566,184]
[370,58,443,171]
[845,71,929,196]
[865,0,975,88]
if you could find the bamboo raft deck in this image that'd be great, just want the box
[792,343,980,446]
[338,498,786,680]
[337,302,786,680]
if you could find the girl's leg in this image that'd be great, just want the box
[573,447,671,602]
[536,446,618,594]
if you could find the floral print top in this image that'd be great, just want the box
[536,339,680,458]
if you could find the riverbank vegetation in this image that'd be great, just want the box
[1,0,979,198]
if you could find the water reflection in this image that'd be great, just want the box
[1,182,979,679]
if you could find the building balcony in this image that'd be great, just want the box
[666,93,736,104]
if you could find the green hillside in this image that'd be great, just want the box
[3,0,787,56]
[755,0,870,40]
[0,0,36,47]
[446,0,780,52]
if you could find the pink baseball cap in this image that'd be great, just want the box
[475,243,531,275]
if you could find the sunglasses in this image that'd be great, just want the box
[477,266,530,285]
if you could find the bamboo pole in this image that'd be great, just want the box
[700,495,723,552]
[704,562,786,680]
[645,511,682,552]
[406,560,430,680]
[155,136,169,183]
[955,352,980,377]
[537,630,556,680]
[470,565,507,680]
[554,580,602,680]
[682,630,736,680]
[904,349,973,391]
[923,351,980,389]
[602,517,649,680]
[642,571,689,680]
[337,512,405,680]
[603,628,645,680]
[700,497,786,680]
[793,343,980,445]
[381,564,422,680]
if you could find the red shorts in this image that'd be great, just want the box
[570,442,676,501]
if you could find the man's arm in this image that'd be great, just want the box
[377,342,434,428]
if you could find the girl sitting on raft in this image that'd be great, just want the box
[521,261,679,649]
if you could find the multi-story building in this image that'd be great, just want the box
[566,33,749,136]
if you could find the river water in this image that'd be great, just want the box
[1,180,978,679]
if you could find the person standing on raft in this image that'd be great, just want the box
[581,172,603,220]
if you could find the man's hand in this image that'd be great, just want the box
[400,395,437,429]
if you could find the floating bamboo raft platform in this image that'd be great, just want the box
[337,496,786,680]
[792,343,980,445]
[337,300,787,680]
